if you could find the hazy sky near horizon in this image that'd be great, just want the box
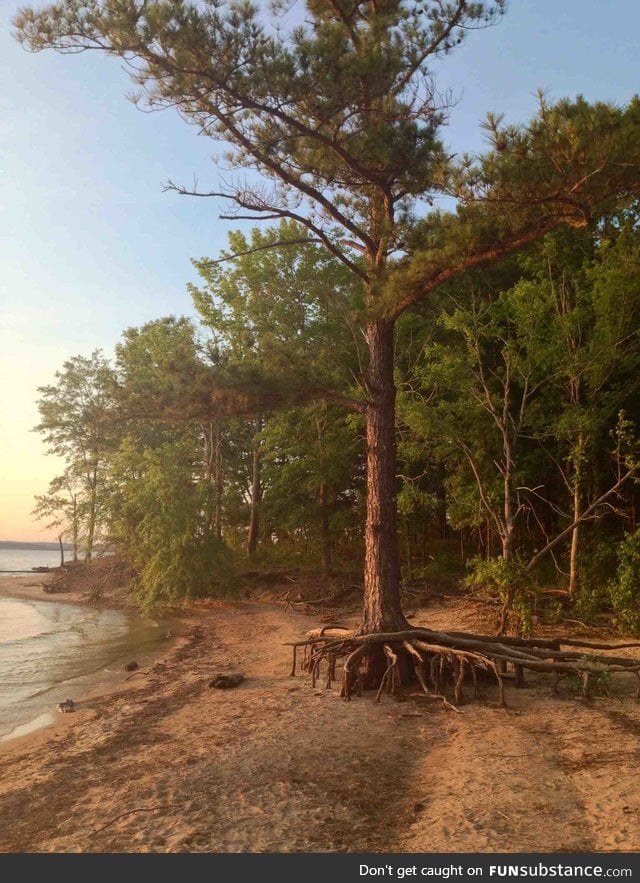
[1,0,640,541]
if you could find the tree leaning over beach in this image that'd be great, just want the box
[15,0,640,689]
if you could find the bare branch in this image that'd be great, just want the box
[166,179,370,281]
[525,467,640,573]
[196,237,323,267]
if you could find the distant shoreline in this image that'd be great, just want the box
[0,541,74,551]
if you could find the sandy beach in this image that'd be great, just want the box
[0,571,133,608]
[0,574,90,606]
[1,588,640,853]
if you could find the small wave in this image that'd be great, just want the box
[0,597,181,737]
[0,629,61,648]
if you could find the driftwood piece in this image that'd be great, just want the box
[208,672,245,689]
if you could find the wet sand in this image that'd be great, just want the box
[0,575,182,744]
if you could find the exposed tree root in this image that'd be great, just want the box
[287,626,640,711]
[90,805,168,837]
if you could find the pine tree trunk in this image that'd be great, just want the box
[204,422,224,540]
[203,423,214,531]
[360,320,408,634]
[247,419,262,559]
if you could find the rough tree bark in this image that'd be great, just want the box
[361,320,409,635]
[203,420,224,540]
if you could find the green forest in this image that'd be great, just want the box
[33,209,640,638]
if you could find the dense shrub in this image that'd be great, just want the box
[608,530,640,634]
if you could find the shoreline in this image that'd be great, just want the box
[0,573,188,748]
[0,577,88,607]
[0,573,132,608]
[0,621,190,754]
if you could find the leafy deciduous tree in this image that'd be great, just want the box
[34,350,115,560]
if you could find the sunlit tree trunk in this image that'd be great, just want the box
[568,434,584,598]
[361,319,408,634]
[72,493,79,562]
[502,468,516,563]
[214,423,223,541]
[85,464,98,562]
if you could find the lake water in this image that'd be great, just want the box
[0,595,176,741]
[0,547,66,574]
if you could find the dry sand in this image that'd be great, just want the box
[0,595,639,853]
[0,572,132,608]
[0,574,87,606]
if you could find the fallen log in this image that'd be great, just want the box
[282,584,361,611]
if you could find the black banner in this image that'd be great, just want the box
[0,853,638,881]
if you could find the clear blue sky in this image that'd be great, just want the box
[1,0,639,540]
